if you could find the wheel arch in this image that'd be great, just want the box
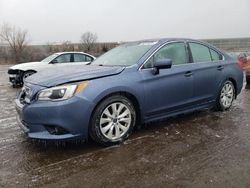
[23,69,37,74]
[218,76,238,99]
[228,77,237,99]
[89,91,142,130]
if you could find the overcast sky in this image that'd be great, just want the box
[0,0,249,44]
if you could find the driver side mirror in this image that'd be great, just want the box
[152,58,172,75]
[50,59,58,64]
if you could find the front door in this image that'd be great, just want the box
[140,42,194,120]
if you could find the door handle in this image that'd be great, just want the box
[217,65,224,71]
[184,71,193,77]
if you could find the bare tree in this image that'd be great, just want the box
[45,42,55,54]
[80,31,98,52]
[60,40,75,51]
[0,23,29,63]
[101,43,109,53]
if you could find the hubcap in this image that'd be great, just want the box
[100,102,132,140]
[220,83,234,108]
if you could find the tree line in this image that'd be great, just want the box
[0,23,117,64]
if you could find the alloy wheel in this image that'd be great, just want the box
[99,102,132,140]
[220,82,234,108]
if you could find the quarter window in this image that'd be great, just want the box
[143,42,187,68]
[86,56,93,61]
[210,49,223,61]
[189,43,212,63]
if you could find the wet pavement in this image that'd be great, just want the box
[0,65,250,188]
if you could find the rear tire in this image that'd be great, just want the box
[89,95,136,146]
[214,80,235,111]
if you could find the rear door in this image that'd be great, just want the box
[141,42,194,119]
[73,53,94,64]
[187,42,224,105]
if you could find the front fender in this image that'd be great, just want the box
[93,86,141,105]
[92,86,145,123]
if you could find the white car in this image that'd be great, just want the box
[8,52,95,87]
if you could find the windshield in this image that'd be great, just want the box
[92,42,157,66]
[41,54,58,63]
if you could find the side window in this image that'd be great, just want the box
[54,54,71,63]
[189,43,212,63]
[143,56,153,69]
[210,49,223,61]
[143,42,187,68]
[86,56,93,61]
[74,54,86,62]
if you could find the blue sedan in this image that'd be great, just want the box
[15,38,243,146]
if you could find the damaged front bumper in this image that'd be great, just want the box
[14,86,94,141]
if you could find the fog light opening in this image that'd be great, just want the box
[45,125,69,135]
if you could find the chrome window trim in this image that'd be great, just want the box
[188,41,225,62]
[139,40,225,71]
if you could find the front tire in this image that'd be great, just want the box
[215,80,235,111]
[90,95,136,146]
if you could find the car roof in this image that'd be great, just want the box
[54,52,95,58]
[130,38,194,43]
[125,38,214,47]
[55,52,88,55]
[134,38,225,52]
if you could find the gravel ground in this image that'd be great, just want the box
[0,65,250,188]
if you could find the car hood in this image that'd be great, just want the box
[10,61,91,72]
[25,64,125,87]
[10,61,48,71]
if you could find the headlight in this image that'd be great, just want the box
[37,82,88,101]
